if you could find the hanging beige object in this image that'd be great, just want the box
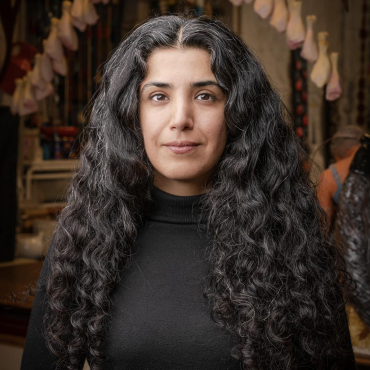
[254,0,273,19]
[20,74,38,116]
[32,54,54,101]
[30,54,47,91]
[45,18,64,61]
[300,16,318,63]
[286,1,305,50]
[326,52,342,101]
[18,78,32,116]
[71,0,87,32]
[24,72,38,111]
[52,56,68,76]
[45,19,68,77]
[11,78,22,115]
[40,40,54,83]
[310,32,331,88]
[82,0,99,25]
[34,82,54,101]
[286,0,295,12]
[270,0,288,33]
[58,1,79,51]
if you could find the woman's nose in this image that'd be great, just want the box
[169,97,194,131]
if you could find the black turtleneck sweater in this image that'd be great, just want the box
[21,187,243,370]
[100,188,242,369]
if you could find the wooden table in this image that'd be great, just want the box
[0,261,43,346]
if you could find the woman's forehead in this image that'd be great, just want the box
[142,48,215,86]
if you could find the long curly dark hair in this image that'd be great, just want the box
[42,15,352,370]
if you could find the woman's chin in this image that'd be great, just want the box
[154,169,208,185]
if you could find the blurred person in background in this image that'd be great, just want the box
[317,125,365,226]
[335,134,370,351]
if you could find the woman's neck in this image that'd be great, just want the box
[153,175,209,196]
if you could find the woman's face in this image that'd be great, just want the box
[139,48,227,196]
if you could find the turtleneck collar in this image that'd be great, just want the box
[148,186,206,224]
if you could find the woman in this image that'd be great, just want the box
[317,125,365,225]
[21,15,355,370]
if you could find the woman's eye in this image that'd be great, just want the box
[196,93,215,101]
[150,94,168,102]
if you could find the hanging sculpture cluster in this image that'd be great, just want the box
[11,0,109,116]
[229,0,343,102]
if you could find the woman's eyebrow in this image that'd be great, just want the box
[140,80,221,95]
[191,80,220,88]
[140,82,172,95]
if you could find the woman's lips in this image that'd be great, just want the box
[164,141,199,154]
[166,146,198,154]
